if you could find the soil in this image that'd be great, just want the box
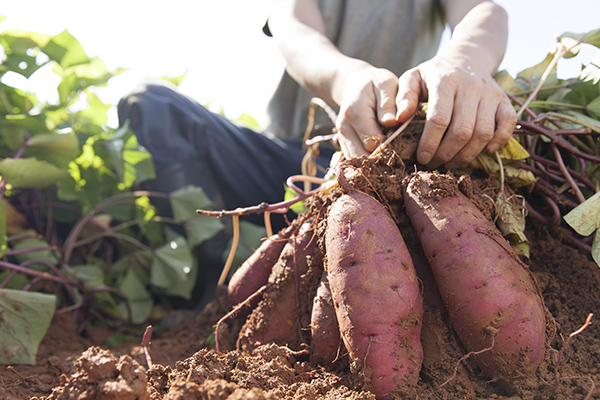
[1,123,599,400]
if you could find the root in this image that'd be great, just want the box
[440,336,495,388]
[215,285,267,354]
[548,313,594,395]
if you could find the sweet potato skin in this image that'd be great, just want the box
[238,222,317,350]
[404,171,547,382]
[227,223,298,307]
[310,271,341,365]
[326,191,423,399]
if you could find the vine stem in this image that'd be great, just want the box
[216,215,240,311]
[551,143,586,203]
[0,260,83,290]
[516,38,579,120]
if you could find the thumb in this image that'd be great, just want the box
[396,68,424,122]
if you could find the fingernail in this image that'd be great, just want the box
[418,151,432,165]
[397,99,409,116]
[382,112,396,122]
[487,143,500,154]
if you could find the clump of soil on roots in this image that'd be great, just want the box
[2,122,599,400]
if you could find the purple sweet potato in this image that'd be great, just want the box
[310,271,341,365]
[238,222,317,350]
[403,171,547,383]
[227,222,299,307]
[326,191,423,400]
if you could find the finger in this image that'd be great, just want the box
[428,82,486,168]
[486,97,517,153]
[444,99,496,170]
[417,79,454,165]
[340,102,386,153]
[396,69,423,121]
[373,74,399,127]
[336,118,370,158]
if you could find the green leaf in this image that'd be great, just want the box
[71,264,104,285]
[494,69,518,93]
[0,29,52,54]
[42,30,90,69]
[165,258,197,300]
[593,230,600,268]
[0,83,38,115]
[516,53,559,97]
[2,126,26,151]
[0,289,56,365]
[0,29,52,78]
[24,131,81,168]
[150,236,194,290]
[0,158,68,189]
[169,185,214,221]
[0,201,6,258]
[11,238,60,267]
[184,214,223,248]
[0,271,29,290]
[55,58,124,105]
[105,123,155,187]
[586,95,600,119]
[158,72,187,87]
[580,51,600,84]
[1,113,48,134]
[234,113,261,130]
[117,268,153,324]
[564,191,600,236]
[561,28,600,48]
[284,185,308,214]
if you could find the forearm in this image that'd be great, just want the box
[267,1,368,106]
[441,1,508,75]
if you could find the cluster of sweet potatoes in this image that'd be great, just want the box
[222,170,549,400]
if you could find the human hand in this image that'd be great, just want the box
[335,65,401,158]
[395,54,517,170]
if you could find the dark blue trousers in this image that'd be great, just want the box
[118,82,334,230]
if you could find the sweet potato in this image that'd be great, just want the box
[403,171,547,383]
[326,190,423,399]
[238,222,317,350]
[227,222,299,307]
[310,271,341,365]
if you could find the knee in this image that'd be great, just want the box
[117,80,179,127]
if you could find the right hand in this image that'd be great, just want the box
[335,65,402,158]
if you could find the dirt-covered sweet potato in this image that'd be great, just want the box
[227,222,299,307]
[403,171,547,383]
[310,271,341,365]
[238,222,318,350]
[326,190,423,400]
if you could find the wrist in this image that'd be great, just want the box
[437,41,497,76]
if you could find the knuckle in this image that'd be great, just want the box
[478,127,495,142]
[453,124,474,142]
[428,112,451,130]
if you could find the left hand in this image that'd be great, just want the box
[395,54,517,170]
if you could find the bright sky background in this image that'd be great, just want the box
[1,0,599,128]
